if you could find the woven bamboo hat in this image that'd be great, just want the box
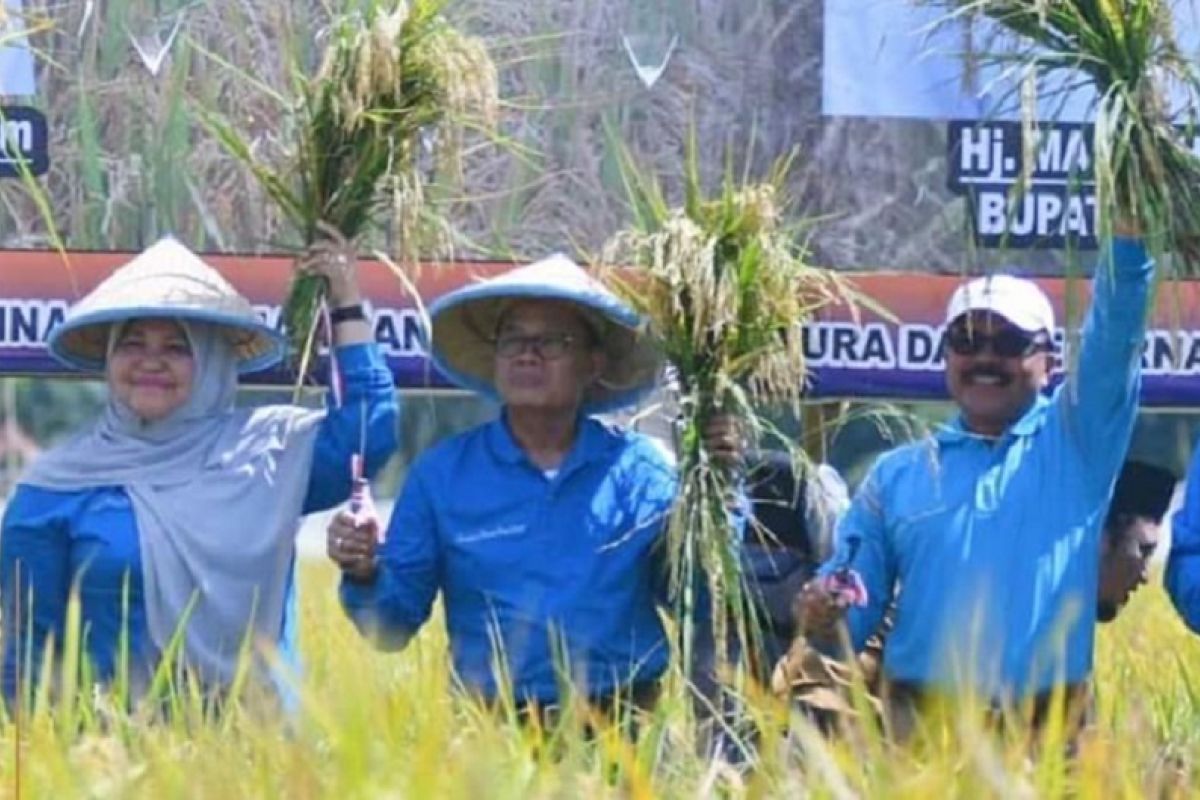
[48,236,286,374]
[428,254,663,413]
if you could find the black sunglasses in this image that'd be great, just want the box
[945,325,1048,358]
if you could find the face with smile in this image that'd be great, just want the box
[107,318,195,423]
[944,311,1052,437]
[492,300,605,416]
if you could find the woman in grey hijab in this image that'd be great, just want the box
[0,236,398,706]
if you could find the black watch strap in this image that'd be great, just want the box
[330,303,366,324]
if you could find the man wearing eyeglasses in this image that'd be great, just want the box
[324,254,742,722]
[797,225,1155,735]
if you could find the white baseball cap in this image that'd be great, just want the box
[944,275,1055,334]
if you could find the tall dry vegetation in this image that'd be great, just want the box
[0,562,1198,797]
[1,0,973,274]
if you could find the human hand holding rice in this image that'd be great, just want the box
[295,222,364,309]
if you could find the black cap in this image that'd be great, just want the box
[746,450,813,556]
[1109,460,1176,524]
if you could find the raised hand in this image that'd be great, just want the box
[296,221,363,308]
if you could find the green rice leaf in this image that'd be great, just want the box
[926,0,1200,274]
[192,0,498,374]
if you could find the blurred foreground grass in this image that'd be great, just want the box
[1,562,1200,798]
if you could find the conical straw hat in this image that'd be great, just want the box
[428,254,663,413]
[48,236,286,374]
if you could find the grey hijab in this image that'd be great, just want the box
[22,320,322,686]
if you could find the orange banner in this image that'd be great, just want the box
[2,249,1199,405]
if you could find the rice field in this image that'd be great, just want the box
[0,559,1196,798]
[5,1,1200,796]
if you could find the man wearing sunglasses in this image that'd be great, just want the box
[775,460,1174,736]
[797,223,1156,735]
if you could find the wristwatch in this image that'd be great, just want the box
[330,303,366,324]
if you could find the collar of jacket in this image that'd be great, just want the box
[934,393,1051,446]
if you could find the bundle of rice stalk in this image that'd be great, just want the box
[203,0,497,372]
[601,146,870,682]
[936,0,1200,269]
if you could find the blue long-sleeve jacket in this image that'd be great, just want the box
[822,238,1153,698]
[1,343,398,699]
[1166,452,1200,629]
[341,414,724,703]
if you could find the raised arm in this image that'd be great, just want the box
[300,232,399,513]
[303,343,399,513]
[1167,445,1200,631]
[1060,236,1155,495]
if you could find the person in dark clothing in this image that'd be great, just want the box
[1098,460,1175,622]
[742,450,847,681]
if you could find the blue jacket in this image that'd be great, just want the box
[824,238,1153,698]
[1,344,398,700]
[1166,453,1200,629]
[341,415,686,703]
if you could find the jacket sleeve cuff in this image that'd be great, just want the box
[339,567,392,611]
[334,342,386,375]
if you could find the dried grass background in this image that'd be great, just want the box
[0,0,1066,277]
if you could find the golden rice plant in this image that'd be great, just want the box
[7,560,1200,796]
[601,143,872,686]
[938,0,1200,269]
[202,0,498,371]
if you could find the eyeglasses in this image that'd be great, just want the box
[493,332,580,360]
[945,326,1048,358]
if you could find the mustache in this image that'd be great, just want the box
[963,364,1012,383]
